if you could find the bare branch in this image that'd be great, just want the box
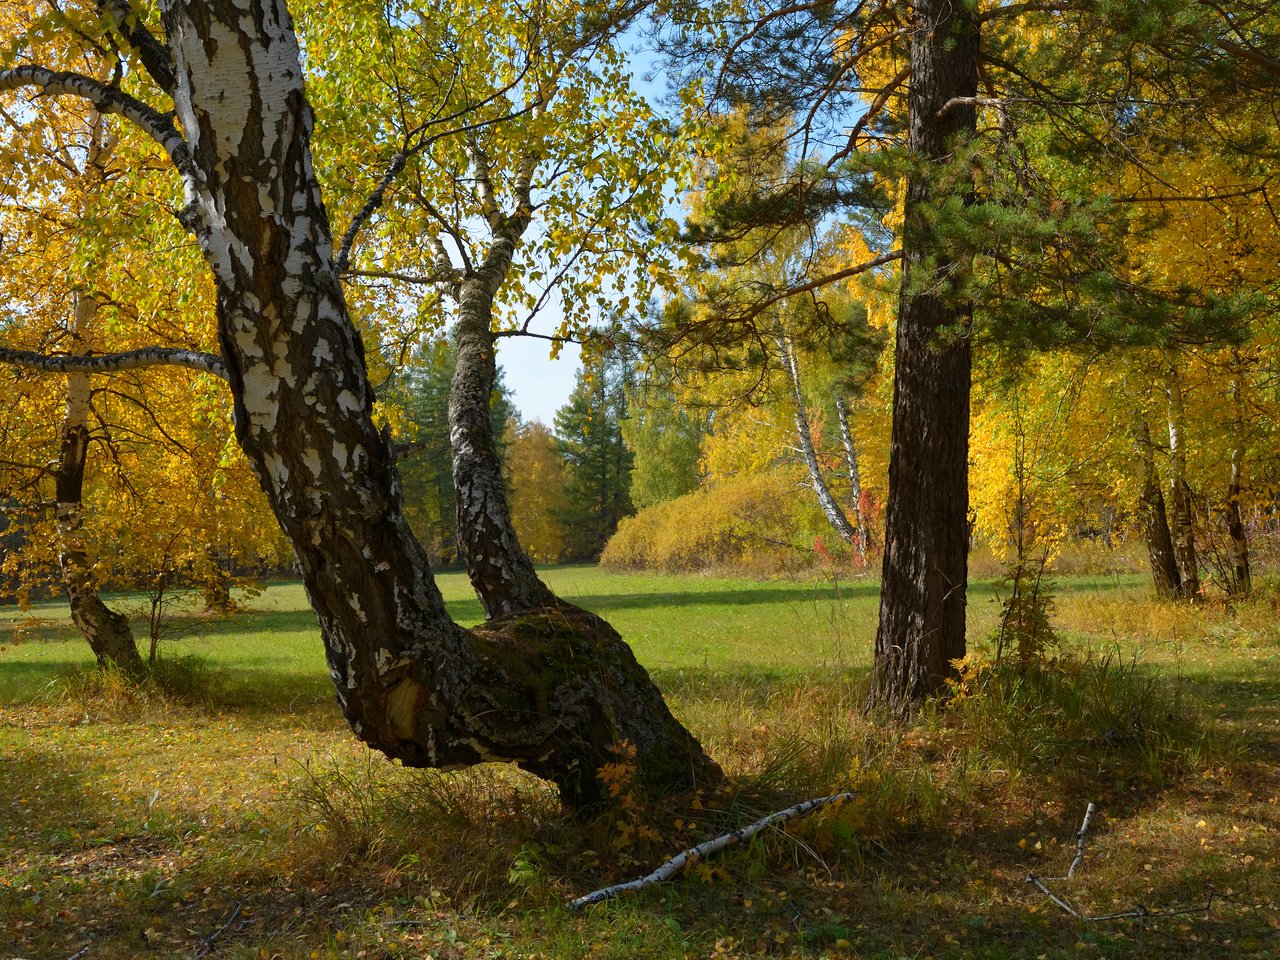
[1217,39,1280,79]
[1068,801,1097,878]
[977,1,1077,24]
[336,150,407,274]
[346,267,459,287]
[0,66,191,176]
[724,250,903,327]
[0,345,228,381]
[96,0,176,93]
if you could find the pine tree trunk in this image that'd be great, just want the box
[1132,417,1182,599]
[1163,350,1200,599]
[835,396,870,566]
[56,292,144,675]
[163,0,717,807]
[869,0,978,712]
[776,333,859,545]
[451,279,556,617]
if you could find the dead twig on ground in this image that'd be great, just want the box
[194,900,242,958]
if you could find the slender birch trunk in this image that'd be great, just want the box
[1163,349,1200,599]
[1224,360,1251,597]
[834,396,870,566]
[1132,415,1181,600]
[775,331,859,545]
[55,291,144,674]
[450,274,556,617]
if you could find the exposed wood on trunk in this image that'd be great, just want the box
[775,331,859,545]
[1132,415,1181,599]
[869,0,978,711]
[1162,349,1200,599]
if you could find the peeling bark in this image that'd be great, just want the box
[869,0,978,711]
[105,0,719,807]
[776,332,859,546]
[56,292,144,675]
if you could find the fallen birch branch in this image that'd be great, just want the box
[1067,801,1097,878]
[567,792,854,911]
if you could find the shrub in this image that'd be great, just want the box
[601,470,855,575]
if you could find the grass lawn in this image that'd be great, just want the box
[2,566,1279,959]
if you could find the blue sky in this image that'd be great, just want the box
[497,326,582,426]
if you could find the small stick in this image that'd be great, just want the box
[1026,873,1082,918]
[1067,802,1097,878]
[195,900,242,957]
[567,792,855,911]
[65,946,91,960]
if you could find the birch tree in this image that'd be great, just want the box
[0,0,718,807]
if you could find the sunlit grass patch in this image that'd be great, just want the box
[2,568,1280,958]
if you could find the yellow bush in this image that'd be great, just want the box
[601,468,855,574]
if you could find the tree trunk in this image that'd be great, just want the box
[1132,416,1181,599]
[834,396,870,566]
[200,543,237,614]
[56,292,144,675]
[1225,361,1251,597]
[869,0,978,712]
[451,280,556,618]
[1163,350,1200,599]
[776,332,859,545]
[162,0,717,807]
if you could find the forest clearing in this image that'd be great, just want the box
[3,0,1279,957]
[2,567,1279,959]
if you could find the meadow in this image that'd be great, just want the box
[2,565,1279,959]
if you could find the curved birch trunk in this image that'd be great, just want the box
[154,0,715,807]
[450,276,555,617]
[775,332,859,545]
[869,0,977,711]
[56,292,144,674]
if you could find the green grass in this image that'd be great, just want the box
[2,566,1279,959]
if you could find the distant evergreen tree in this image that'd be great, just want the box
[389,339,515,566]
[555,346,635,559]
[623,354,708,510]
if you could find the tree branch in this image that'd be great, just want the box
[0,66,192,176]
[567,792,855,910]
[1217,38,1280,79]
[0,345,228,381]
[336,151,407,275]
[722,250,903,327]
[977,1,1077,24]
[96,0,177,93]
